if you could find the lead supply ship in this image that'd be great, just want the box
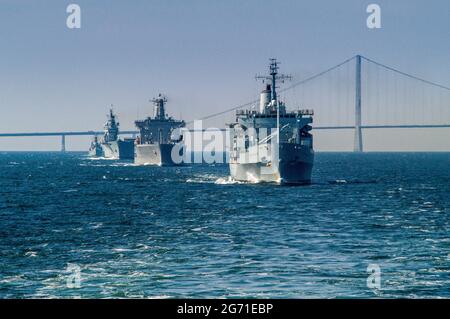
[228,59,314,184]
[101,109,135,160]
[134,94,185,165]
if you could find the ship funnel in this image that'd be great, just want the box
[259,84,271,113]
[151,94,167,120]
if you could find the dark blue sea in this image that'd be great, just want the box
[0,152,449,298]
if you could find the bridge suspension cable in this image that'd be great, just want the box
[186,55,450,126]
[280,55,356,93]
[186,55,358,126]
[361,56,450,91]
[185,100,256,126]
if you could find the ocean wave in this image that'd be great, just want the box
[25,251,38,257]
[0,275,25,284]
[328,179,377,185]
[214,177,245,184]
[85,156,116,161]
[186,174,220,184]
[62,189,78,193]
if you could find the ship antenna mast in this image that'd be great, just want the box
[151,93,168,120]
[255,58,292,103]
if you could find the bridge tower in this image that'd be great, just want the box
[354,55,363,152]
[61,135,66,152]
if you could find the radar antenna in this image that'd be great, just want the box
[255,58,292,103]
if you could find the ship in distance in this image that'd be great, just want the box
[88,135,103,157]
[88,109,135,159]
[228,58,314,184]
[134,94,185,166]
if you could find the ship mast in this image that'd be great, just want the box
[255,59,291,145]
[255,59,292,104]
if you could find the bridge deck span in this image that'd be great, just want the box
[0,131,138,137]
[0,125,449,137]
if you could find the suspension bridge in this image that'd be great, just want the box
[0,55,449,152]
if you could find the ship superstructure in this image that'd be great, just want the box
[88,135,103,157]
[100,109,135,159]
[228,59,314,184]
[134,94,185,165]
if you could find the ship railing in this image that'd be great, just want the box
[296,109,314,116]
[236,109,313,117]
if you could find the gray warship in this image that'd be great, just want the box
[88,135,103,157]
[134,94,185,165]
[101,109,135,160]
[228,59,314,184]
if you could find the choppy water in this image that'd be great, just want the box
[0,152,449,298]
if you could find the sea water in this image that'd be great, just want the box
[0,152,449,298]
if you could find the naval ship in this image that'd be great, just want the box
[100,109,135,160]
[134,94,185,165]
[228,59,314,184]
[88,135,103,157]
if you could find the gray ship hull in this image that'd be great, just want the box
[135,143,180,166]
[278,143,314,184]
[230,144,314,184]
[101,140,135,160]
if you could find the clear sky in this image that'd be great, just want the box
[0,0,449,151]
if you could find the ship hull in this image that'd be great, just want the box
[135,143,181,166]
[88,146,103,157]
[101,140,135,160]
[230,144,314,184]
[278,143,314,184]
